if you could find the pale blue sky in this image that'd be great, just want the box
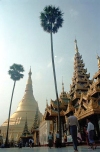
[0,0,100,125]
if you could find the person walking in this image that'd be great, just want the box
[18,138,22,148]
[87,118,96,150]
[31,138,34,148]
[55,131,60,148]
[48,132,53,148]
[66,111,80,152]
[29,138,32,148]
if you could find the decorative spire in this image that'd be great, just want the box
[69,40,90,106]
[28,66,32,76]
[25,67,33,89]
[46,99,48,107]
[21,113,31,136]
[74,39,78,53]
[97,55,100,69]
[62,76,64,93]
[33,107,39,129]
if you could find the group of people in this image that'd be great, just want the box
[48,111,97,152]
[66,111,96,152]
[48,131,61,148]
[84,118,96,149]
[18,138,34,148]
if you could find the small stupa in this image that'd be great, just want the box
[20,113,33,144]
[0,68,42,141]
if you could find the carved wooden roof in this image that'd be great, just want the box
[43,42,100,122]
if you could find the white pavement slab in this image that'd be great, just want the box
[0,146,100,152]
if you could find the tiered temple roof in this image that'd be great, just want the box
[69,39,92,106]
[74,55,100,120]
[44,40,100,122]
[44,81,69,120]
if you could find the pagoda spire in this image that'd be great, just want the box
[16,67,36,112]
[46,99,48,107]
[59,76,68,99]
[97,55,100,69]
[62,76,64,93]
[69,40,91,106]
[28,66,32,76]
[74,39,79,53]
[26,66,32,86]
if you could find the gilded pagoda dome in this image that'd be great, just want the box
[0,68,42,141]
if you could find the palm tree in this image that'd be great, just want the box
[5,63,24,147]
[40,5,64,141]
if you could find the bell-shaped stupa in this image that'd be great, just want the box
[0,68,42,141]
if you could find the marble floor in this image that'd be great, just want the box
[0,146,100,152]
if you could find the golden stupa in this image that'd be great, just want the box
[0,68,42,141]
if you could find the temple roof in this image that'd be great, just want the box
[43,40,100,121]
[69,39,91,104]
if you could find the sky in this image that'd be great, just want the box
[0,0,100,125]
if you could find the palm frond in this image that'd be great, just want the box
[40,5,64,34]
[8,63,24,81]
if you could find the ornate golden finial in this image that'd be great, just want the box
[74,39,78,53]
[26,113,27,121]
[28,66,32,76]
[97,55,100,69]
[62,76,64,92]
[46,99,48,107]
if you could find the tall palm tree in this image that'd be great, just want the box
[5,63,24,147]
[40,5,64,141]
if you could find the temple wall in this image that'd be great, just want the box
[39,120,51,145]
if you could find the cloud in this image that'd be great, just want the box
[58,57,63,63]
[70,9,79,18]
[47,57,63,68]
[47,61,52,68]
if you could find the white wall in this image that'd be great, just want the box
[39,120,51,145]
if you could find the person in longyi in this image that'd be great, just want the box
[86,118,96,150]
[55,131,60,148]
[48,132,53,148]
[66,111,80,152]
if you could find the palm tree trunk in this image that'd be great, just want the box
[5,81,16,147]
[50,30,61,141]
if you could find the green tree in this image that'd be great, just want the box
[40,5,64,141]
[5,63,24,147]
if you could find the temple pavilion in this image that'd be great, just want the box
[44,40,100,140]
[0,68,42,143]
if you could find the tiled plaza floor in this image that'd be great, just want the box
[0,146,100,152]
